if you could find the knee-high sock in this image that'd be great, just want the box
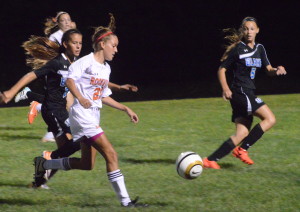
[208,138,236,161]
[107,169,131,206]
[51,141,81,159]
[240,124,264,150]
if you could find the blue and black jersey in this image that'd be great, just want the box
[221,42,270,90]
[34,53,71,110]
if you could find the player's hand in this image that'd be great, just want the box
[222,89,232,101]
[120,84,138,92]
[0,91,11,104]
[79,97,92,109]
[125,107,139,123]
[276,66,287,76]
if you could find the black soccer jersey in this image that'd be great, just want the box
[220,42,271,89]
[34,53,71,110]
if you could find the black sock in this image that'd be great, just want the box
[51,141,81,159]
[240,124,264,150]
[208,138,236,161]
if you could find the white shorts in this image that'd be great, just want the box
[69,104,103,141]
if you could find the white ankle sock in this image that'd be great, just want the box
[36,103,42,112]
[107,169,131,206]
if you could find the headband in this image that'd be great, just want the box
[243,17,257,23]
[52,11,68,23]
[95,31,113,44]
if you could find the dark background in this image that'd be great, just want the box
[0,0,299,106]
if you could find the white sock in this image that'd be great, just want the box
[43,158,71,170]
[36,103,42,113]
[44,132,54,139]
[107,169,131,206]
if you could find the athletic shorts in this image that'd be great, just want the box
[229,86,265,123]
[69,104,103,142]
[41,107,71,137]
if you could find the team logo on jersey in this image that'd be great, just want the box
[244,49,248,52]
[64,65,67,69]
[245,58,262,67]
[255,98,263,104]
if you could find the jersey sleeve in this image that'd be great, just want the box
[34,60,58,78]
[68,60,84,81]
[102,87,112,98]
[220,47,238,70]
[259,45,271,67]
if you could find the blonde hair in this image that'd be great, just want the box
[92,13,116,51]
[44,11,69,37]
[220,17,258,62]
[22,36,60,70]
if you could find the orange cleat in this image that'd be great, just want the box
[203,157,221,169]
[232,147,254,165]
[28,101,39,124]
[42,151,52,160]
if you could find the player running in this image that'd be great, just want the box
[33,14,148,207]
[203,17,287,169]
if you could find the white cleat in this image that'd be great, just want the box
[15,87,31,103]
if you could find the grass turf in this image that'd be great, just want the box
[0,94,299,211]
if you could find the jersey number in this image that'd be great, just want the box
[93,88,103,100]
[250,67,256,79]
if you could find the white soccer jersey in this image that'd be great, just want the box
[49,30,63,45]
[68,52,112,108]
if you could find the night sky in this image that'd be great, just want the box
[0,0,299,103]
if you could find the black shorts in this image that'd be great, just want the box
[41,106,71,137]
[229,87,265,123]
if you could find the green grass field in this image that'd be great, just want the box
[0,94,299,212]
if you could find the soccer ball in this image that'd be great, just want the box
[175,151,203,180]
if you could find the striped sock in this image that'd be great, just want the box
[107,169,131,206]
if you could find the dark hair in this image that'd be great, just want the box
[59,28,82,52]
[220,17,258,62]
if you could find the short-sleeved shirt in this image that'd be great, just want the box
[220,42,271,90]
[68,52,112,108]
[49,30,63,45]
[34,53,71,110]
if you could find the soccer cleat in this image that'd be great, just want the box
[14,87,31,103]
[29,182,50,189]
[232,147,254,165]
[203,157,221,169]
[43,151,52,160]
[28,101,39,124]
[42,151,53,180]
[41,132,55,142]
[33,156,47,187]
[121,197,149,208]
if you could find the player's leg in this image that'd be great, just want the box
[204,117,251,169]
[237,104,275,152]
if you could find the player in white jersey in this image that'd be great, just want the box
[203,17,287,169]
[16,11,138,142]
[33,14,148,207]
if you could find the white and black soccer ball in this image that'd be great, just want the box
[175,151,203,180]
